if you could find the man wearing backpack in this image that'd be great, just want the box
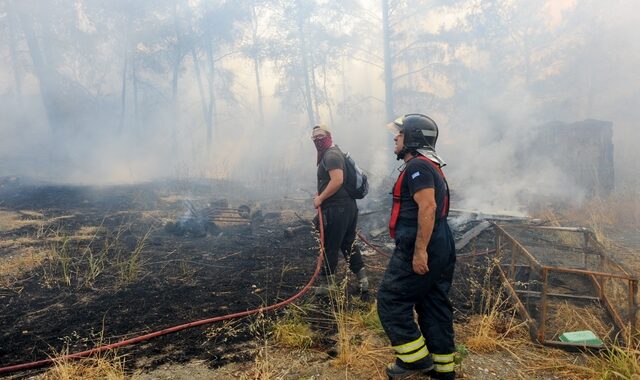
[378,114,456,379]
[311,124,369,295]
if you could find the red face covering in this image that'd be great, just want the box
[314,134,333,164]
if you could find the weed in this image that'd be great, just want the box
[272,310,314,349]
[351,300,384,337]
[318,271,388,374]
[547,301,613,343]
[48,236,73,286]
[205,319,242,345]
[117,225,153,284]
[42,355,129,380]
[41,324,136,380]
[79,220,109,288]
[589,335,640,379]
[242,311,289,380]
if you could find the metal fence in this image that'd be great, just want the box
[493,224,638,348]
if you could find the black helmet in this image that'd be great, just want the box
[389,113,439,151]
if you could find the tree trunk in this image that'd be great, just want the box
[382,0,395,121]
[119,13,133,134]
[322,64,334,126]
[7,1,22,102]
[205,38,217,146]
[251,5,265,128]
[296,1,315,128]
[118,50,128,133]
[16,6,58,130]
[192,48,209,133]
[171,2,182,153]
[132,58,139,134]
[310,64,321,122]
[253,55,265,128]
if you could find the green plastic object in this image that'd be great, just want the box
[558,330,603,346]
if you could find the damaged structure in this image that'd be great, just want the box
[494,224,638,347]
[165,199,260,237]
[446,210,638,349]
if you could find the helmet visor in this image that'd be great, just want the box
[386,116,404,135]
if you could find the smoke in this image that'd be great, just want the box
[0,0,637,214]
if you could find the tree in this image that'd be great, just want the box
[192,0,248,145]
[268,0,353,128]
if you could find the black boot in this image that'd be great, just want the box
[386,356,434,379]
[357,268,369,293]
[424,368,456,380]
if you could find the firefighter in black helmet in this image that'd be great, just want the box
[378,114,456,379]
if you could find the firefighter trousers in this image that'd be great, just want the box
[317,200,364,278]
[377,221,456,377]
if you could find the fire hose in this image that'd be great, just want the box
[356,232,391,257]
[0,209,327,375]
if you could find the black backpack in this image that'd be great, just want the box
[322,147,369,200]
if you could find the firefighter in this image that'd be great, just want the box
[311,125,369,295]
[378,114,456,379]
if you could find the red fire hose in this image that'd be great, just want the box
[356,232,391,257]
[0,209,327,375]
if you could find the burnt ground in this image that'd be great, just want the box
[0,179,339,377]
[2,179,630,379]
[0,178,513,378]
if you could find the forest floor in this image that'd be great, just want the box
[0,178,638,380]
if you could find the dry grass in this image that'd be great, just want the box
[238,343,286,380]
[455,253,640,379]
[241,310,292,380]
[0,219,108,283]
[116,225,153,285]
[351,300,385,337]
[532,196,639,341]
[534,208,584,247]
[47,236,73,286]
[578,191,640,231]
[35,221,155,288]
[588,335,640,380]
[39,339,134,380]
[41,355,129,380]
[0,210,45,232]
[75,226,106,240]
[459,280,529,355]
[602,277,636,328]
[534,190,640,251]
[272,310,314,349]
[321,276,389,377]
[455,259,598,379]
[205,319,242,344]
[546,301,613,342]
[456,300,597,379]
[0,245,48,285]
[533,189,640,230]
